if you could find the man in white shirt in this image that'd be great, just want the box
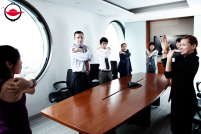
[97,37,112,84]
[70,31,92,95]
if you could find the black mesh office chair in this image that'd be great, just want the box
[110,61,118,80]
[49,69,73,103]
[193,81,201,133]
[90,64,99,88]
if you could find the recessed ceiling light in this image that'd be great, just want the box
[163,14,166,15]
[99,10,102,11]
[75,2,80,4]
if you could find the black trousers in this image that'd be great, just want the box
[171,100,196,134]
[72,72,92,95]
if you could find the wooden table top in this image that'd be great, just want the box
[41,73,169,134]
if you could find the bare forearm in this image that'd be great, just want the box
[163,54,167,58]
[24,88,35,95]
[166,58,172,72]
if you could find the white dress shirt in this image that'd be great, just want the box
[97,48,111,71]
[70,44,92,72]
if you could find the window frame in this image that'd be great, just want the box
[108,20,125,39]
[10,0,53,82]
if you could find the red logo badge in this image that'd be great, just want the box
[1,2,24,22]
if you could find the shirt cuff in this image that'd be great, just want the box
[164,71,172,79]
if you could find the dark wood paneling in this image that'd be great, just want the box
[146,21,150,49]
[157,62,171,86]
[41,73,169,134]
[157,62,165,74]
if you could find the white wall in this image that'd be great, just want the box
[125,21,146,74]
[26,0,114,117]
[150,18,194,42]
[194,15,201,87]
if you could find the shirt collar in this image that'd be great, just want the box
[183,52,196,59]
[74,43,83,47]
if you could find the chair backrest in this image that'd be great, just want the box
[110,61,118,78]
[90,64,100,80]
[197,81,201,92]
[66,69,72,88]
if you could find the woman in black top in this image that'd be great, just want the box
[160,35,199,134]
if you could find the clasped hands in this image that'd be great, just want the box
[119,51,125,55]
[5,77,33,97]
[119,51,131,55]
[97,47,111,50]
[72,46,90,53]
[160,34,175,59]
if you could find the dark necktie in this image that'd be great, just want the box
[105,58,110,70]
[80,46,89,71]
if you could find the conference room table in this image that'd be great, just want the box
[41,72,170,134]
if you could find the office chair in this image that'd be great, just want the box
[110,61,118,80]
[193,81,201,133]
[90,64,100,88]
[49,69,73,103]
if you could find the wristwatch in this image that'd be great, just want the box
[162,50,167,54]
[30,79,37,88]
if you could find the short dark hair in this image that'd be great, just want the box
[0,45,20,80]
[176,38,181,43]
[121,43,127,47]
[100,37,108,44]
[74,31,84,37]
[148,42,156,51]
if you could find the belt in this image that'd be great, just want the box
[99,69,111,72]
[73,72,89,75]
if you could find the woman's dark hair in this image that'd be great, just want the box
[176,38,181,43]
[100,37,108,44]
[121,43,127,47]
[0,45,20,79]
[148,42,156,51]
[181,35,198,54]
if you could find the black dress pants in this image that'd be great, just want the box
[171,100,196,134]
[72,72,92,95]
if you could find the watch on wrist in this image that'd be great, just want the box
[30,79,37,88]
[162,50,167,54]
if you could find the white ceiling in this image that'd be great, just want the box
[105,0,186,9]
[43,0,201,22]
[44,0,133,16]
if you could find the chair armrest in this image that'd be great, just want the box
[196,81,201,92]
[58,87,72,92]
[58,87,73,98]
[198,93,201,98]
[53,81,67,90]
[197,109,201,119]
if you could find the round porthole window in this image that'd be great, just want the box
[0,0,52,81]
[105,21,125,62]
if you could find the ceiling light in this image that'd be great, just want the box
[75,2,80,4]
[99,10,102,11]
